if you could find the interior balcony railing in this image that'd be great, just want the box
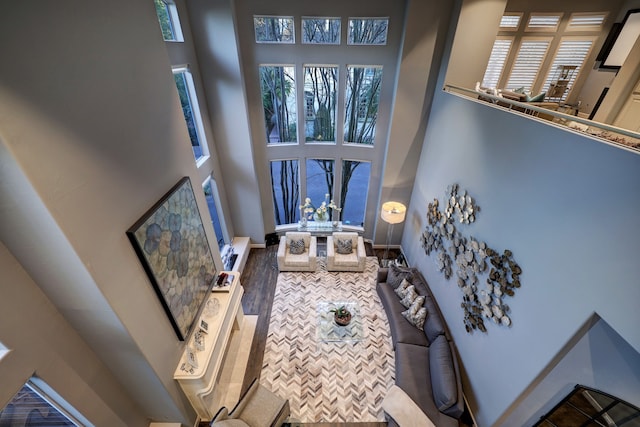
[444,84,640,156]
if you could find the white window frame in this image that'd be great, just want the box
[301,17,341,45]
[157,0,184,42]
[347,17,390,46]
[172,66,210,166]
[254,15,296,44]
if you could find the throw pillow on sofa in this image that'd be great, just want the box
[402,299,428,329]
[394,278,411,299]
[400,286,424,309]
[387,264,414,289]
[336,238,353,254]
[289,238,305,255]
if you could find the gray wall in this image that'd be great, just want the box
[0,1,211,424]
[402,88,640,425]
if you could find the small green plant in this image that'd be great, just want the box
[330,306,351,318]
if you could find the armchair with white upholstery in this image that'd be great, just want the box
[327,232,366,272]
[210,378,290,427]
[277,232,317,272]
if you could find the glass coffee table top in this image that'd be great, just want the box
[316,301,363,343]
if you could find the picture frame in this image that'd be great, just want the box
[127,177,217,341]
[599,9,640,69]
[199,319,209,334]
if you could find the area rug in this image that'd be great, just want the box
[260,257,395,423]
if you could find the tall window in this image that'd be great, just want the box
[270,160,300,225]
[260,66,297,143]
[505,38,551,92]
[172,67,208,162]
[341,160,370,226]
[541,38,594,101]
[306,159,335,215]
[203,178,226,250]
[304,66,337,142]
[483,11,605,98]
[0,378,90,426]
[248,10,402,231]
[482,39,512,88]
[153,0,184,42]
[344,66,383,144]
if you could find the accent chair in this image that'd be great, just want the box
[277,231,317,272]
[327,232,366,272]
[210,378,290,427]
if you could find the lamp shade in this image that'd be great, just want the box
[380,201,406,224]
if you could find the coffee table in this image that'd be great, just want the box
[316,301,363,343]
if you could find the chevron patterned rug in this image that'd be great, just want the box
[260,257,395,423]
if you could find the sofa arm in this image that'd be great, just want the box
[378,267,389,283]
[277,236,287,262]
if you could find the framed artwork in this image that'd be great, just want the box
[127,177,216,341]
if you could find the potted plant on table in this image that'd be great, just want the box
[330,305,352,326]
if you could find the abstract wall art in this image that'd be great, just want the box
[421,183,522,333]
[127,177,216,341]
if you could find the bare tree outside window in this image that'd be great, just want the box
[344,66,382,144]
[254,16,294,43]
[304,66,337,141]
[302,18,340,44]
[260,66,297,143]
[306,159,336,215]
[270,160,300,225]
[341,160,370,226]
[348,18,389,45]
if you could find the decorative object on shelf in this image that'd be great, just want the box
[126,177,216,341]
[185,346,198,370]
[330,305,352,326]
[300,194,341,223]
[420,183,523,334]
[199,318,209,333]
[193,330,205,351]
[381,201,407,267]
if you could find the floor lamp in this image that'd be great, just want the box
[380,201,406,267]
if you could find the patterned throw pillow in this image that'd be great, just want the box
[394,278,411,299]
[402,299,428,330]
[400,286,425,309]
[336,238,353,254]
[387,264,414,289]
[289,238,305,255]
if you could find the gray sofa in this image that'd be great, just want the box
[377,265,465,427]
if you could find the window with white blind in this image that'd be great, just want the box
[526,13,562,32]
[567,13,607,31]
[542,38,595,101]
[482,38,513,88]
[505,38,551,92]
[500,14,522,30]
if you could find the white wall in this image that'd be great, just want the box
[0,1,213,424]
[0,242,146,426]
[403,89,640,426]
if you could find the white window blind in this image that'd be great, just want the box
[482,39,513,88]
[542,38,594,101]
[506,39,551,91]
[568,13,607,30]
[500,14,521,30]
[527,14,561,31]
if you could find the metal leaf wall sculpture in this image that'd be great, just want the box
[421,184,522,333]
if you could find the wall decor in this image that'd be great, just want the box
[421,183,522,333]
[127,177,216,341]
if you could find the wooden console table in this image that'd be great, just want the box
[173,272,246,420]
